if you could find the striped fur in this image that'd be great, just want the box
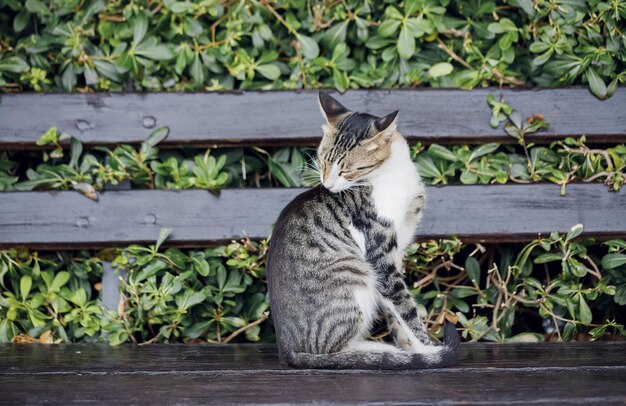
[266,92,460,369]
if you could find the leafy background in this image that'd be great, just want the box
[0,0,624,97]
[1,0,625,344]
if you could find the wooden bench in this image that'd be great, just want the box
[1,88,625,404]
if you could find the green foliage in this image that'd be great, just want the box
[0,249,103,343]
[0,0,624,95]
[413,137,626,193]
[1,226,624,344]
[0,237,271,344]
[406,225,626,342]
[2,127,624,194]
[102,237,270,345]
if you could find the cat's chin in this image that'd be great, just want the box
[324,185,349,194]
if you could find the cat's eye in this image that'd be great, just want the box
[355,164,379,171]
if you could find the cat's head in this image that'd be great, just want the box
[317,91,400,193]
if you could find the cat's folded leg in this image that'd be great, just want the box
[381,298,441,354]
[377,270,440,352]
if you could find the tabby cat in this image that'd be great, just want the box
[266,92,459,369]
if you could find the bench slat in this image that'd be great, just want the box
[1,184,623,249]
[3,370,624,404]
[1,343,624,404]
[1,342,624,373]
[1,88,625,149]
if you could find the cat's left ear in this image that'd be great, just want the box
[374,110,399,134]
[363,111,399,151]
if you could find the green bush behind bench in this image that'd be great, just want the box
[1,127,625,195]
[1,227,625,345]
[0,0,624,97]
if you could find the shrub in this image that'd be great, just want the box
[1,226,624,344]
[0,0,624,97]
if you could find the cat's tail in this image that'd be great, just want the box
[284,322,460,370]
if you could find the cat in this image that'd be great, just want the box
[266,92,460,369]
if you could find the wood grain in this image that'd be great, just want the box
[1,88,624,149]
[1,184,624,249]
[2,342,625,374]
[0,343,624,405]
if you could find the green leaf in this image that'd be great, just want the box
[615,285,626,305]
[62,65,76,91]
[169,1,194,13]
[143,127,169,149]
[296,34,319,60]
[51,271,71,292]
[565,223,584,242]
[562,322,576,340]
[135,38,174,60]
[428,144,457,162]
[414,155,442,179]
[0,57,29,73]
[534,253,563,264]
[397,25,415,60]
[578,297,592,324]
[460,168,478,184]
[378,20,401,37]
[585,67,607,99]
[190,54,204,86]
[255,64,281,80]
[155,228,173,251]
[428,62,453,78]
[13,9,30,32]
[516,0,535,15]
[36,128,58,146]
[69,137,83,169]
[505,332,543,342]
[465,256,481,284]
[133,14,149,45]
[20,275,32,300]
[25,0,48,15]
[601,253,626,270]
[70,288,87,307]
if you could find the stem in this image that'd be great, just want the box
[223,313,269,343]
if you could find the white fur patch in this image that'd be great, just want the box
[352,284,379,338]
[367,138,425,253]
[348,224,366,256]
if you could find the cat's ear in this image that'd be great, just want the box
[374,110,399,134]
[319,91,349,127]
[363,111,399,151]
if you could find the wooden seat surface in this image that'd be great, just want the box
[0,342,624,404]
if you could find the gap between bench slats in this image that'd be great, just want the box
[1,88,625,149]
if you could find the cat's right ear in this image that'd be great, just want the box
[319,91,349,127]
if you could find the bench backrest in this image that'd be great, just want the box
[1,88,625,250]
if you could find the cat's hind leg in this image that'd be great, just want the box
[381,299,441,354]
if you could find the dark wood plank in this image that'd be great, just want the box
[1,342,625,374]
[1,370,625,405]
[1,88,624,149]
[0,343,624,405]
[1,184,624,249]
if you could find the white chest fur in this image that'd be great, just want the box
[369,139,425,253]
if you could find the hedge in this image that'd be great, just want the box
[0,0,625,97]
[1,123,625,195]
[1,228,625,345]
